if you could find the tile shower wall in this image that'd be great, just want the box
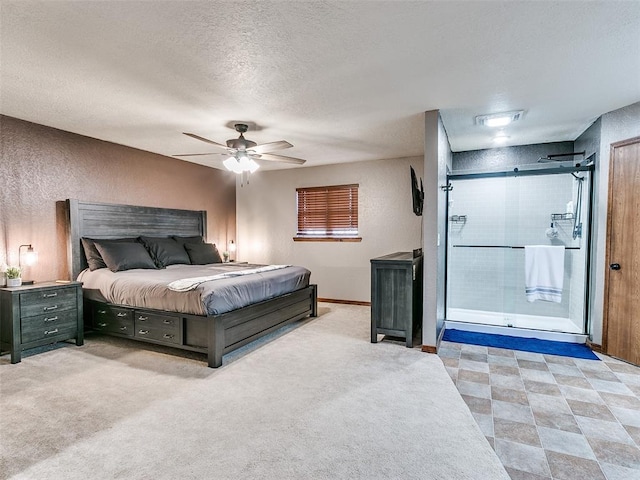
[448,173,588,332]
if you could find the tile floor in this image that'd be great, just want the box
[438,340,640,480]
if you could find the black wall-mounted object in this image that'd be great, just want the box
[410,166,424,216]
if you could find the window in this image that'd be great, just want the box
[294,184,361,242]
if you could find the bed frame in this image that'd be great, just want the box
[66,199,317,367]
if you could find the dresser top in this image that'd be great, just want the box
[0,281,82,293]
[371,252,419,263]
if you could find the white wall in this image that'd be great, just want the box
[236,156,424,302]
[590,101,640,344]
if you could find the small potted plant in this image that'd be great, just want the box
[6,266,22,287]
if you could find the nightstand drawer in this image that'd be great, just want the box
[20,287,77,318]
[21,311,78,344]
[93,304,134,336]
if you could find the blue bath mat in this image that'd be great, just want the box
[442,329,599,360]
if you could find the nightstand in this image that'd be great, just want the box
[0,281,83,364]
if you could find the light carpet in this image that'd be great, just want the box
[0,304,508,479]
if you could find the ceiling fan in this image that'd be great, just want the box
[174,123,306,174]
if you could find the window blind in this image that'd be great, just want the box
[296,184,359,238]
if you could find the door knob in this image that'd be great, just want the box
[610,263,621,270]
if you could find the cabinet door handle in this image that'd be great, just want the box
[43,292,58,298]
[117,312,128,317]
[97,310,107,314]
[138,329,149,335]
[43,305,58,311]
[44,328,59,335]
[97,322,108,327]
[163,334,174,339]
[138,316,148,321]
[44,316,58,322]
[119,326,128,331]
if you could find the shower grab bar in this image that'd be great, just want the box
[453,245,581,250]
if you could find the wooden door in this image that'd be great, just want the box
[604,136,640,365]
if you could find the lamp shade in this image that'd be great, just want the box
[19,244,38,267]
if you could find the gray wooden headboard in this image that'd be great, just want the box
[66,199,207,280]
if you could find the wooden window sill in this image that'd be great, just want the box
[293,237,362,242]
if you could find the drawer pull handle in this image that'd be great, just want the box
[117,312,128,317]
[44,328,59,335]
[43,305,58,311]
[163,319,173,325]
[43,292,58,298]
[120,326,128,331]
[97,310,107,314]
[163,334,174,339]
[138,329,149,335]
[44,316,58,322]
[138,316,148,321]
[97,322,108,327]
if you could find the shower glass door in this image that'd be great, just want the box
[446,168,591,334]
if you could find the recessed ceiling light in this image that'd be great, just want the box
[475,110,524,127]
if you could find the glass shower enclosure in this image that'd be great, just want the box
[446,164,593,334]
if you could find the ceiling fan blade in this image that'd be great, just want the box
[173,152,228,157]
[250,140,293,154]
[258,153,306,165]
[183,133,229,150]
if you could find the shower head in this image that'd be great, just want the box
[537,151,586,164]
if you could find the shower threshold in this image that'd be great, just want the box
[446,308,587,344]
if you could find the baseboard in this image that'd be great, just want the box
[586,339,602,353]
[317,298,371,306]
[421,345,437,354]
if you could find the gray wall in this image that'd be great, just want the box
[235,156,425,302]
[423,110,451,347]
[589,101,640,345]
[452,142,575,173]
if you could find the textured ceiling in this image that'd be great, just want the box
[1,1,639,171]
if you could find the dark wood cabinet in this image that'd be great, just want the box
[0,281,83,363]
[370,252,423,347]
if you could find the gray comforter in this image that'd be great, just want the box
[78,263,311,315]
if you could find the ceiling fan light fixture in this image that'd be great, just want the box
[223,156,242,174]
[248,158,260,173]
[475,110,524,127]
[223,155,260,174]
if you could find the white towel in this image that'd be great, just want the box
[524,246,565,303]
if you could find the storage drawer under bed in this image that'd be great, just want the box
[92,304,134,336]
[134,310,181,345]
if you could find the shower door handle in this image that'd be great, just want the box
[610,263,621,270]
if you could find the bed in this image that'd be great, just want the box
[66,199,317,367]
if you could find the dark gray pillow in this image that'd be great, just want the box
[184,243,223,265]
[94,242,157,272]
[172,235,205,246]
[81,237,139,271]
[139,236,191,268]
